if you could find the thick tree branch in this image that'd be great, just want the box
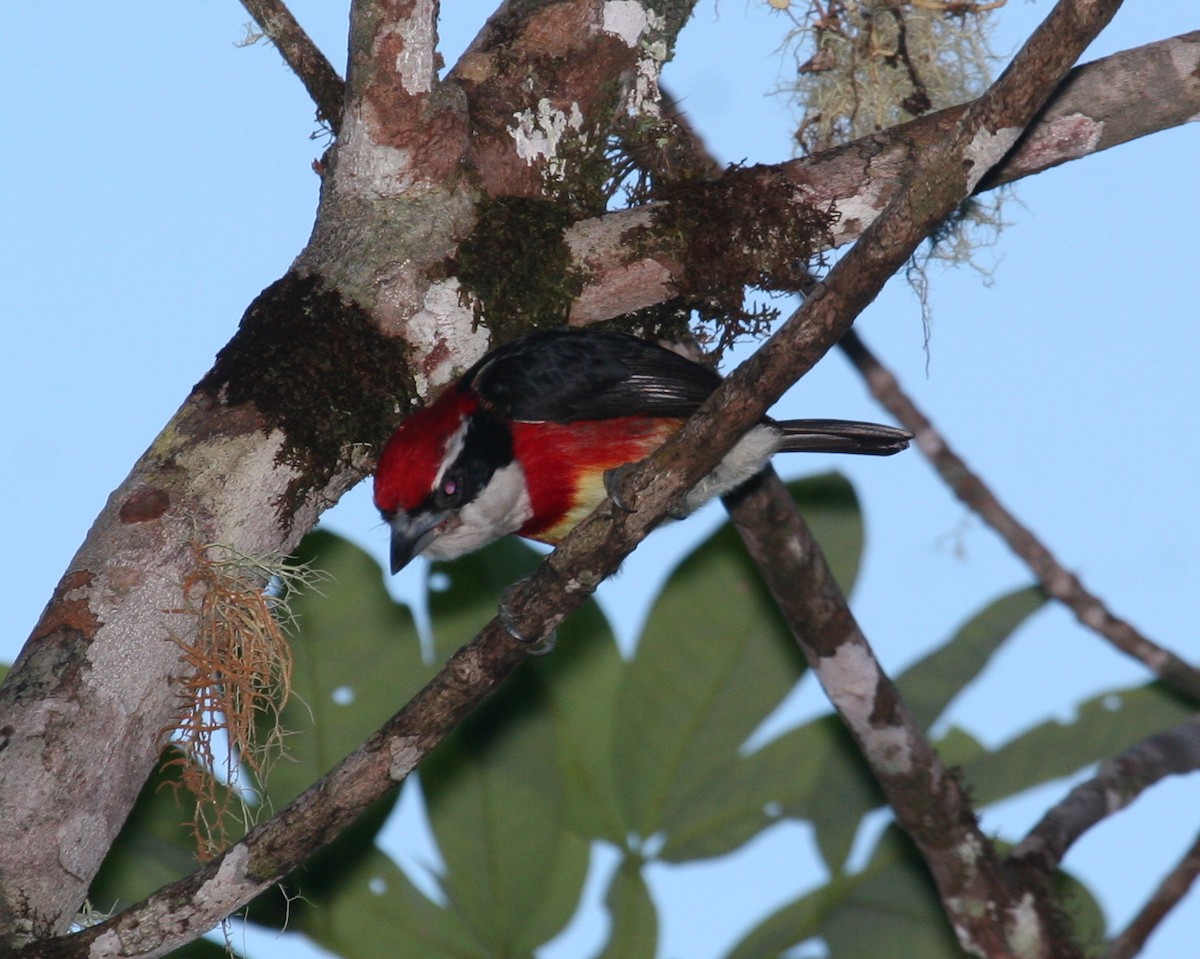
[0,0,698,944]
[239,0,345,131]
[660,55,1001,952]
[449,0,694,198]
[722,471,1043,950]
[566,31,1200,324]
[1011,716,1200,874]
[16,632,530,959]
[839,329,1200,703]
[1102,830,1200,959]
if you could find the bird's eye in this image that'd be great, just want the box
[442,478,458,497]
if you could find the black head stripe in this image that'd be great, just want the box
[427,409,514,512]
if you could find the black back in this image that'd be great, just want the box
[465,330,720,423]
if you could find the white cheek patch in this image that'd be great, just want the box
[423,461,534,561]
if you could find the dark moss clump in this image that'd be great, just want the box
[197,273,413,488]
[646,164,836,350]
[453,196,587,342]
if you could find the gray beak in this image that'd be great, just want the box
[389,511,447,574]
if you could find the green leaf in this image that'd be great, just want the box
[264,531,429,809]
[420,681,591,954]
[596,859,658,959]
[613,519,806,842]
[726,826,959,959]
[726,827,1106,959]
[1055,866,1106,955]
[243,790,399,933]
[962,682,1196,806]
[897,585,1046,732]
[286,846,488,959]
[613,473,865,851]
[539,602,628,844]
[422,540,596,954]
[658,713,846,863]
[771,717,882,873]
[820,826,963,958]
[723,878,838,959]
[429,537,627,844]
[427,538,543,661]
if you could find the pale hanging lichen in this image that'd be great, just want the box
[778,0,1002,153]
[771,0,1010,343]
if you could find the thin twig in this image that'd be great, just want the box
[239,0,345,132]
[1102,829,1200,959]
[1011,716,1200,872]
[839,330,1200,704]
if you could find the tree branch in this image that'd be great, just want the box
[566,31,1200,325]
[1102,830,1200,959]
[1011,716,1200,874]
[839,329,1200,703]
[16,630,530,959]
[722,471,1036,949]
[239,0,345,131]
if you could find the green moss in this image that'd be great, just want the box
[453,196,588,342]
[196,274,413,498]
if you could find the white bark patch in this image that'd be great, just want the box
[390,736,423,779]
[91,847,258,956]
[601,2,667,118]
[1168,37,1200,97]
[955,832,984,868]
[629,38,667,119]
[829,191,885,245]
[819,643,914,774]
[194,844,256,911]
[392,0,436,95]
[962,126,1022,193]
[404,278,489,395]
[1006,892,1042,955]
[601,0,653,47]
[509,99,586,176]
[335,104,414,197]
[174,429,298,543]
[1015,113,1104,174]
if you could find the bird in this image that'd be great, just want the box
[374,329,910,574]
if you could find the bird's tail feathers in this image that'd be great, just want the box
[773,419,912,456]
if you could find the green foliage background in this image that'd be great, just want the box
[86,474,1193,958]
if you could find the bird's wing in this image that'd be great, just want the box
[468,330,721,422]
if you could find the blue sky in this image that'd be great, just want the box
[2,2,1198,956]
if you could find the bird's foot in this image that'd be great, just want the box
[499,581,557,655]
[603,464,638,513]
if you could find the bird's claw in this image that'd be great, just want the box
[499,581,558,655]
[603,464,637,513]
[664,502,690,521]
